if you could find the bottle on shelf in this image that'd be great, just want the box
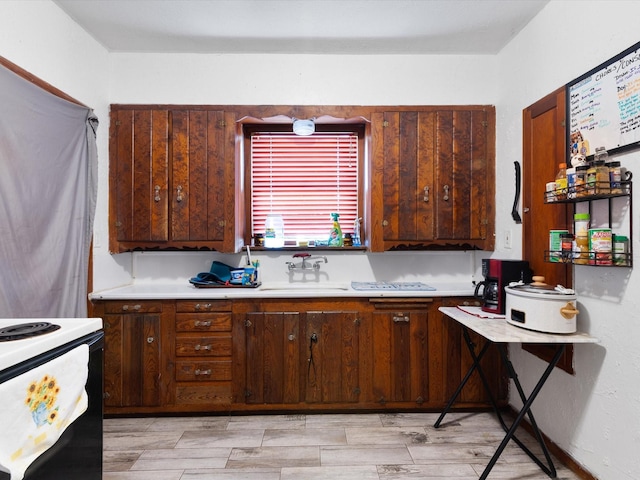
[607,160,623,194]
[573,213,590,265]
[575,164,589,198]
[555,162,567,200]
[593,147,610,194]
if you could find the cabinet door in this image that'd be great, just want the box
[103,311,163,408]
[305,311,360,404]
[171,110,233,248]
[244,311,301,404]
[371,108,494,251]
[109,109,169,252]
[371,306,429,406]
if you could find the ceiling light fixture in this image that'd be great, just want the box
[292,118,315,136]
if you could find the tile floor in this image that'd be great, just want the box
[104,412,581,480]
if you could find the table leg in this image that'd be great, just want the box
[434,328,492,428]
[478,344,566,480]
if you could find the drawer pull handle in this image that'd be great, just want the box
[443,184,450,201]
[122,304,141,311]
[423,185,429,202]
[393,315,409,323]
[176,185,184,202]
[194,320,212,327]
[154,185,161,202]
[195,303,212,310]
[194,369,211,376]
[195,344,212,351]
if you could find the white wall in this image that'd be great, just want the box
[3,0,639,477]
[497,2,640,479]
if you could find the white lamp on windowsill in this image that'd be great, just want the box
[292,118,315,136]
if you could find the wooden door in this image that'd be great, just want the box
[434,109,493,246]
[371,309,429,405]
[109,109,169,252]
[371,108,494,251]
[522,88,574,373]
[305,311,360,403]
[244,311,301,404]
[522,88,572,288]
[103,312,163,407]
[171,110,229,245]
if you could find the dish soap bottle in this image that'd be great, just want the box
[328,212,343,247]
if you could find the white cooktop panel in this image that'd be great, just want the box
[0,318,103,371]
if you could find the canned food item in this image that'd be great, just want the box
[613,234,630,266]
[589,228,612,265]
[549,230,569,263]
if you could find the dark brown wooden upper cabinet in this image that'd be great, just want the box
[370,107,495,252]
[109,107,236,253]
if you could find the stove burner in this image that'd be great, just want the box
[0,322,61,342]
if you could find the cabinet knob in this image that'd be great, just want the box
[147,336,154,343]
[288,334,296,341]
[393,313,409,323]
[382,220,389,227]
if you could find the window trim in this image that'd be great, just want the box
[242,122,366,248]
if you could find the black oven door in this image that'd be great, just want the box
[0,331,103,480]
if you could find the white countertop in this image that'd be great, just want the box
[438,307,599,344]
[90,281,476,300]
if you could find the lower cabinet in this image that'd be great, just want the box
[97,300,172,412]
[173,300,234,407]
[94,295,506,414]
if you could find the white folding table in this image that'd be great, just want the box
[436,306,598,479]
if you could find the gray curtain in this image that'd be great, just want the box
[0,64,98,318]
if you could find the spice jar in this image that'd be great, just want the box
[613,234,629,266]
[593,147,610,194]
[574,213,590,265]
[607,160,623,194]
[575,164,589,198]
[560,233,574,263]
[586,161,597,196]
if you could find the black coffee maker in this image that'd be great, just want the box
[474,259,533,314]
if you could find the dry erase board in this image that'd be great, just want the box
[567,41,640,160]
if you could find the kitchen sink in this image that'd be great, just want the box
[259,282,351,292]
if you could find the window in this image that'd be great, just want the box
[249,130,360,244]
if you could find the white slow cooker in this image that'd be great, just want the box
[505,277,579,334]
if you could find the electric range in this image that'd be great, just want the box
[0,318,102,371]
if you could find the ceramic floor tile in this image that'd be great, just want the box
[103,450,143,472]
[130,448,230,470]
[345,426,429,445]
[103,431,183,451]
[320,445,413,466]
[181,469,282,480]
[147,416,229,431]
[104,417,157,433]
[379,412,441,427]
[262,427,347,446]
[175,429,264,448]
[102,471,183,480]
[227,414,306,430]
[305,413,383,428]
[377,463,478,479]
[226,446,320,468]
[281,465,380,480]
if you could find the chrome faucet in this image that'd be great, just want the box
[286,253,328,271]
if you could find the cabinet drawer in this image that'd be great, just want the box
[176,300,232,313]
[175,360,232,381]
[175,384,232,405]
[175,335,232,357]
[175,313,232,332]
[103,301,163,314]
